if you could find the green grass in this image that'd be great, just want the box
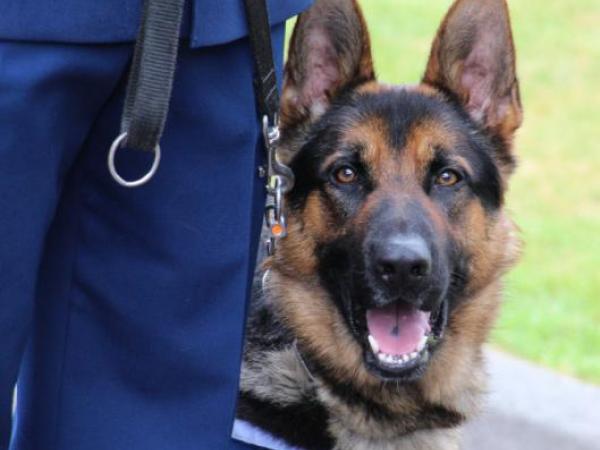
[288,0,600,383]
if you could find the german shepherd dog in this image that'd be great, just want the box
[237,0,522,448]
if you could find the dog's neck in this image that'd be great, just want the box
[253,265,504,446]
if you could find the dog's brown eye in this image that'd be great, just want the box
[435,169,461,187]
[335,166,357,184]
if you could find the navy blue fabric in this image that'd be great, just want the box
[0,19,292,450]
[0,0,311,48]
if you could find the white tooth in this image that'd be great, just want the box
[417,336,427,352]
[377,352,386,362]
[410,352,418,359]
[368,335,380,354]
[402,355,409,362]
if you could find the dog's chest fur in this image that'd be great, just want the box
[237,271,482,450]
[236,0,522,446]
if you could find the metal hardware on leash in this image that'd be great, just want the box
[107,0,184,188]
[262,114,294,255]
[108,132,161,188]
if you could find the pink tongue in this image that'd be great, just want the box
[366,303,431,356]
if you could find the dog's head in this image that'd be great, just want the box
[272,0,521,384]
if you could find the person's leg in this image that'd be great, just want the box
[13,25,285,450]
[0,41,132,450]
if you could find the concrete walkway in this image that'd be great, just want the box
[463,349,600,450]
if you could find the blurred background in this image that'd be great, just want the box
[288,0,600,448]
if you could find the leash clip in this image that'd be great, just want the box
[262,114,294,255]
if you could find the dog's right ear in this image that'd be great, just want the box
[280,0,375,129]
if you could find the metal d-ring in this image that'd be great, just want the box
[107,132,161,188]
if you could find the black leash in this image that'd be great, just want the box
[243,0,295,255]
[108,0,185,188]
[121,0,185,153]
[242,0,280,127]
[108,0,294,253]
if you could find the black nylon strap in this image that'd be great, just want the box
[121,0,185,151]
[243,0,280,124]
[120,0,278,152]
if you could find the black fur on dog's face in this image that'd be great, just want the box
[288,88,505,380]
[274,0,521,384]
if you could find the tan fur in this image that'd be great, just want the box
[261,119,522,445]
[258,211,519,446]
[241,0,523,447]
[268,82,522,450]
[341,117,392,181]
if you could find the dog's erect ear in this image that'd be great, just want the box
[423,0,522,147]
[281,0,374,128]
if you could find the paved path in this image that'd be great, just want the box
[463,349,600,450]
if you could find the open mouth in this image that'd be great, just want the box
[356,298,448,380]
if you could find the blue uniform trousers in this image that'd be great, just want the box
[0,24,288,449]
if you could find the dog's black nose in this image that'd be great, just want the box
[371,235,432,291]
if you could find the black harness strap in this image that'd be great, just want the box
[242,0,280,126]
[121,0,185,152]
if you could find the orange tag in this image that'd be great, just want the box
[271,223,284,237]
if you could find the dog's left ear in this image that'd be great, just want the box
[280,0,375,129]
[423,0,522,151]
